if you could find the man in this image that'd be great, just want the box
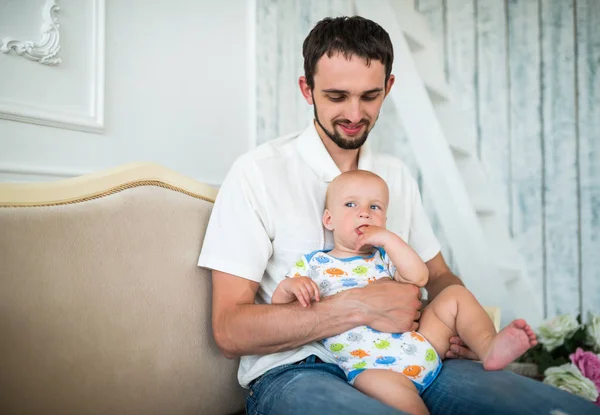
[199,16,599,414]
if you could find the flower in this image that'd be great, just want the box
[570,348,600,386]
[537,314,580,352]
[517,313,600,406]
[544,363,599,402]
[586,312,600,353]
[570,348,600,405]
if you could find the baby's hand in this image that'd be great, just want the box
[279,276,321,307]
[355,225,394,251]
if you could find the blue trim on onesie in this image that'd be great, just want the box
[333,252,376,262]
[374,246,387,259]
[347,368,365,384]
[304,249,329,263]
[305,248,385,263]
[347,360,443,395]
[412,360,443,395]
[323,250,379,262]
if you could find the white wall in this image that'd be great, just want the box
[0,0,255,186]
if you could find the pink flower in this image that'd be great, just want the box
[570,348,600,406]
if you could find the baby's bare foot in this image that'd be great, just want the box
[482,319,537,371]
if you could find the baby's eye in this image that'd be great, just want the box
[370,205,381,210]
[345,202,356,207]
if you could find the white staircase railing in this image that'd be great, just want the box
[355,0,543,327]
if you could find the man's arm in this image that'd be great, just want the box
[211,270,422,359]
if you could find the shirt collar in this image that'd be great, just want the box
[296,121,374,183]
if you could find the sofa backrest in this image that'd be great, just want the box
[0,163,246,415]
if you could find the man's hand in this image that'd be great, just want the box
[446,336,478,360]
[275,277,321,307]
[346,278,422,333]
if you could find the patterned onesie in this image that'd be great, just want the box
[286,248,442,394]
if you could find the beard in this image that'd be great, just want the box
[313,100,371,150]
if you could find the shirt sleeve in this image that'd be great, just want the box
[197,156,273,282]
[408,184,441,263]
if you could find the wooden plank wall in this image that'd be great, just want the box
[541,0,579,317]
[417,0,600,319]
[577,0,600,319]
[507,0,545,306]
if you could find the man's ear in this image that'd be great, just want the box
[299,76,314,105]
[322,209,334,230]
[384,74,395,97]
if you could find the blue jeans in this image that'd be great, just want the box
[246,356,600,414]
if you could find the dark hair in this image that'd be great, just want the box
[302,16,394,90]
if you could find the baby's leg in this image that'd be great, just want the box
[418,285,537,370]
[353,369,429,415]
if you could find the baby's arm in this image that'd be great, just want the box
[384,234,429,287]
[357,225,428,287]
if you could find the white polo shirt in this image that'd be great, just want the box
[198,122,441,388]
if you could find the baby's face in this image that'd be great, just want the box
[324,174,389,249]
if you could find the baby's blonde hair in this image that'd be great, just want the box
[325,170,388,209]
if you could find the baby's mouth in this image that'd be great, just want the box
[356,225,369,235]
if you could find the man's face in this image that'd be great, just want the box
[300,53,393,150]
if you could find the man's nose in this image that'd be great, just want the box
[345,99,363,124]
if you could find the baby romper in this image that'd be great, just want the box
[286,249,443,393]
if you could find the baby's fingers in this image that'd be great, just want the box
[293,287,309,307]
[310,281,321,302]
[297,285,313,307]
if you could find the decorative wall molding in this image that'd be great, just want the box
[0,164,223,188]
[0,0,61,65]
[0,164,90,180]
[0,0,105,133]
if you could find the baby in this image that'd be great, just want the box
[272,170,538,415]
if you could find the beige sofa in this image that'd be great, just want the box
[0,163,246,415]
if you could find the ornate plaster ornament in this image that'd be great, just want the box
[0,0,61,65]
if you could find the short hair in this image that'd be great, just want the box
[302,16,394,90]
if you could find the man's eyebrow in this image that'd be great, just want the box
[321,88,384,94]
[363,88,384,94]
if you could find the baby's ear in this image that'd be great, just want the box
[322,209,334,231]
